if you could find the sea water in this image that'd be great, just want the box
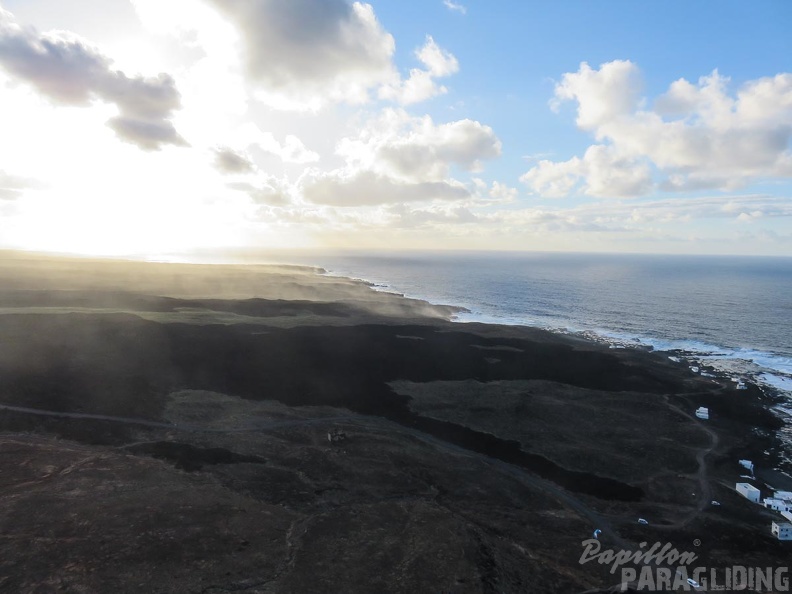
[184,249,792,465]
[277,251,792,463]
[305,252,791,381]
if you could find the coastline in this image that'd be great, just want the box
[0,251,790,592]
[315,259,792,471]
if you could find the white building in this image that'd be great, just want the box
[764,498,792,512]
[774,491,792,502]
[736,483,761,503]
[782,511,792,523]
[771,522,792,541]
[695,407,709,420]
[739,459,754,474]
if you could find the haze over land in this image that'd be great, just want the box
[0,1,791,257]
[0,2,791,591]
[0,252,789,592]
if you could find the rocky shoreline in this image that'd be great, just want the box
[0,252,789,592]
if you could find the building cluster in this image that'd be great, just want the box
[735,468,792,541]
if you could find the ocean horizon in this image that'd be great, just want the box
[197,249,792,467]
[171,250,792,392]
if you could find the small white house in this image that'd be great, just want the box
[764,498,792,512]
[695,407,710,420]
[771,522,792,541]
[774,491,792,502]
[736,483,761,503]
[739,459,754,473]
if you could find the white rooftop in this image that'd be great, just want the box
[737,482,760,492]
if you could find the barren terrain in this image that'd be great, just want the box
[0,252,788,593]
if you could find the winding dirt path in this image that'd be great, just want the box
[1,392,723,592]
[0,401,627,548]
[659,394,721,530]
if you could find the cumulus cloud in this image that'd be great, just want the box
[579,194,792,228]
[302,170,469,206]
[523,61,792,198]
[521,145,653,198]
[222,123,320,165]
[476,194,792,242]
[214,148,255,174]
[204,0,395,109]
[552,60,642,132]
[213,131,318,175]
[299,109,500,207]
[379,36,459,104]
[0,169,39,200]
[443,0,467,15]
[258,133,320,164]
[228,180,291,207]
[0,8,185,150]
[388,203,477,228]
[338,108,501,183]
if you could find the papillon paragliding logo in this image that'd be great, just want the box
[579,539,698,576]
[579,539,701,590]
[578,539,791,592]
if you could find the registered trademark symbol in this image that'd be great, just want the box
[693,539,701,547]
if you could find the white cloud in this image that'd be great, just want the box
[486,181,519,203]
[134,1,458,111]
[299,109,500,207]
[520,145,652,199]
[203,0,396,110]
[0,169,40,200]
[302,170,470,206]
[380,35,459,104]
[443,0,467,15]
[215,124,320,170]
[523,61,792,198]
[265,134,320,164]
[228,178,291,207]
[552,60,642,132]
[214,148,255,174]
[337,108,501,183]
[520,156,583,199]
[388,203,478,228]
[0,7,185,150]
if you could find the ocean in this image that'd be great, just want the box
[182,249,792,464]
[297,253,791,378]
[267,251,792,458]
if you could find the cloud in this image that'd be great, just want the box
[302,170,470,206]
[0,8,185,150]
[552,59,642,131]
[0,169,39,200]
[388,203,478,228]
[443,0,467,15]
[214,148,255,174]
[475,194,792,243]
[570,193,792,226]
[337,108,501,183]
[228,180,291,207]
[299,109,500,207]
[379,36,459,104]
[214,127,319,173]
[523,61,792,198]
[257,133,320,164]
[520,145,653,199]
[204,0,395,109]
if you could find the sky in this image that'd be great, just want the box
[0,0,791,257]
